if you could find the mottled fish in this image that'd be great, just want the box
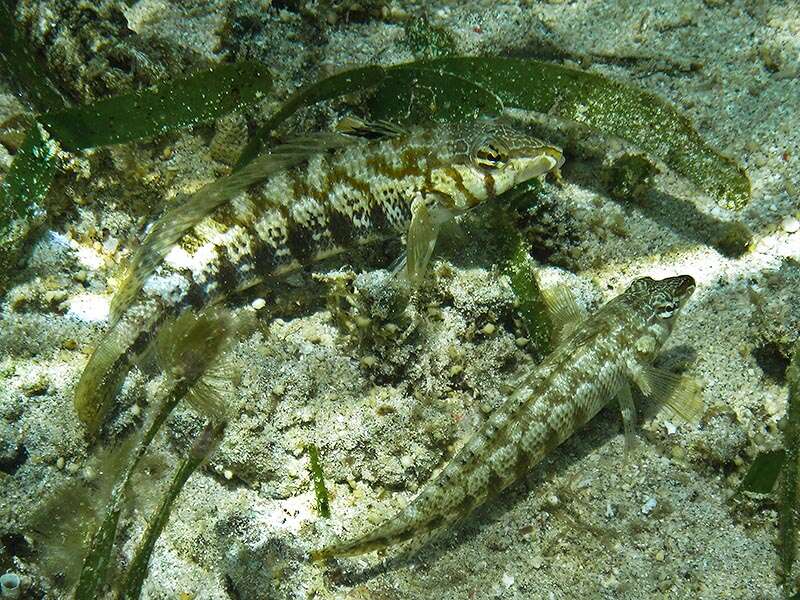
[313,275,702,559]
[75,118,565,435]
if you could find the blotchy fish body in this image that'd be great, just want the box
[75,120,564,434]
[315,275,698,558]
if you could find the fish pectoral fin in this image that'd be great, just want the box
[633,365,704,423]
[541,283,586,343]
[405,194,452,286]
[615,382,639,461]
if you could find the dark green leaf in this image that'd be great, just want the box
[40,61,272,150]
[74,387,185,600]
[487,183,553,362]
[739,450,785,495]
[0,124,57,277]
[367,67,503,125]
[117,421,225,600]
[0,1,66,112]
[307,444,331,519]
[781,343,800,586]
[237,65,385,168]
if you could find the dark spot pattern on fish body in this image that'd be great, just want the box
[214,253,241,292]
[251,238,278,274]
[326,206,356,247]
[285,217,315,264]
[183,282,209,309]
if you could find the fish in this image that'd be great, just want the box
[74,118,565,435]
[312,274,703,559]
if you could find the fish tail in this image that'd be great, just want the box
[74,299,164,437]
[313,401,530,559]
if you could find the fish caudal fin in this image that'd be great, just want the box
[75,300,163,436]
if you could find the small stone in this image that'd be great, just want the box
[361,355,377,368]
[641,497,657,515]
[43,290,68,304]
[655,550,665,561]
[515,336,528,347]
[102,237,120,254]
[501,573,514,588]
[251,297,267,310]
[782,216,800,234]
[21,374,50,396]
[131,404,142,417]
[481,323,496,336]
[56,457,65,470]
[223,469,234,480]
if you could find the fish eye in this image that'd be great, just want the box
[655,301,678,319]
[473,142,508,169]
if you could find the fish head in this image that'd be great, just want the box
[429,119,564,211]
[622,275,696,335]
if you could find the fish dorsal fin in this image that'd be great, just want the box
[335,116,408,139]
[541,283,586,344]
[109,132,358,324]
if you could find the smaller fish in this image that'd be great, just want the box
[313,275,702,559]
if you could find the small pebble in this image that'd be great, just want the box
[641,497,657,515]
[515,337,529,347]
[501,573,515,588]
[43,290,68,304]
[782,216,800,234]
[361,355,377,368]
[223,469,234,480]
[56,457,65,470]
[481,323,496,336]
[251,297,267,310]
[21,375,50,397]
